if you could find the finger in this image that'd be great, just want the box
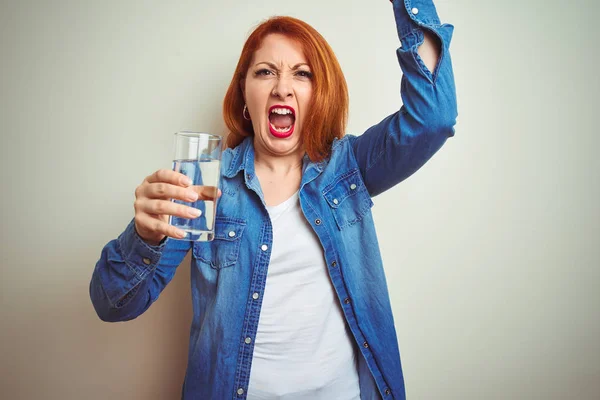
[190,185,220,200]
[146,169,192,187]
[140,199,202,219]
[144,182,199,202]
[136,213,187,239]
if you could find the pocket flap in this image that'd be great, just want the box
[213,217,246,241]
[323,169,366,209]
[193,217,246,269]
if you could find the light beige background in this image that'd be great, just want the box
[1,0,598,399]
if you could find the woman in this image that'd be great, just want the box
[90,1,456,399]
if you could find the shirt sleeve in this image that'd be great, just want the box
[89,219,191,322]
[349,0,458,197]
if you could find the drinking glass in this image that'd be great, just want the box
[169,131,222,241]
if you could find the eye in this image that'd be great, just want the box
[255,68,274,76]
[296,70,313,79]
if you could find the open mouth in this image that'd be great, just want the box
[268,105,296,138]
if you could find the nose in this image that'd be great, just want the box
[271,76,293,99]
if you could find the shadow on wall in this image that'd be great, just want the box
[1,250,194,400]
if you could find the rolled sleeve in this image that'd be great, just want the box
[392,0,442,39]
[350,0,457,196]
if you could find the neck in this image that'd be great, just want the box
[254,148,304,176]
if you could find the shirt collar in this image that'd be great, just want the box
[222,136,328,179]
[222,136,253,179]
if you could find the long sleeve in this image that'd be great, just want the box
[350,0,457,196]
[89,219,191,322]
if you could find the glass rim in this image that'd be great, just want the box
[174,131,222,141]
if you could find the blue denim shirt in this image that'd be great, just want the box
[90,1,456,399]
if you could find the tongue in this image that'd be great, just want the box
[269,113,294,129]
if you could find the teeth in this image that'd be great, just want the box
[270,108,293,115]
[270,123,292,133]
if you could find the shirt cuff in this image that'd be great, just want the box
[117,219,165,278]
[392,0,442,39]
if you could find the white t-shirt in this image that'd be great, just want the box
[246,192,360,400]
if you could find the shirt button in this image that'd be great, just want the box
[411,7,419,15]
[385,388,392,396]
[252,293,260,300]
[331,261,337,268]
[350,183,357,190]
[237,388,244,395]
[363,342,369,348]
[261,244,268,251]
[246,173,253,180]
[228,231,236,238]
[344,298,350,304]
[142,258,151,265]
[315,219,321,225]
[333,198,339,205]
[245,337,252,344]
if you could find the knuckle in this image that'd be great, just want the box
[154,201,166,214]
[157,169,170,180]
[155,183,166,196]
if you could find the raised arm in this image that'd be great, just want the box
[350,0,457,196]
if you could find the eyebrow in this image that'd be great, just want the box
[254,62,310,70]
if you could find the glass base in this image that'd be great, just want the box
[172,229,215,242]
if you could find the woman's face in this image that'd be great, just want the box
[242,33,313,159]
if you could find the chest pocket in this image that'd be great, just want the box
[323,168,374,230]
[193,217,246,270]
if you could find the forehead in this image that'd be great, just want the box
[252,33,307,65]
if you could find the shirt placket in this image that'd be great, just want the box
[299,188,395,399]
[232,215,273,398]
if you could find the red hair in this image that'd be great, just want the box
[222,16,348,162]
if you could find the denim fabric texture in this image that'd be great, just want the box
[90,1,457,398]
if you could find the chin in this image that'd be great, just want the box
[259,129,302,155]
